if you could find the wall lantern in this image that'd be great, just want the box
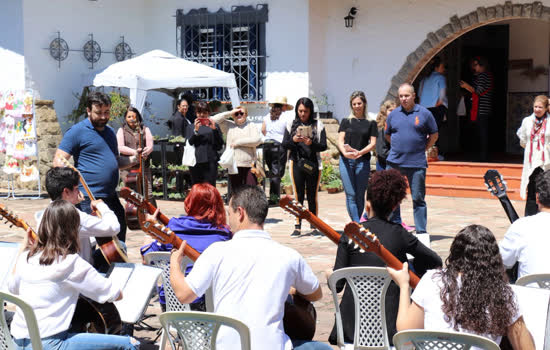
[344,7,357,28]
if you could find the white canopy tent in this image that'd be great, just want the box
[91,49,240,111]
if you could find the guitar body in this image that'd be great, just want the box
[70,296,122,335]
[95,237,129,265]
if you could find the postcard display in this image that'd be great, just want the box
[0,90,41,198]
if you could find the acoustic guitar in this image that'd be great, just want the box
[141,217,317,341]
[483,169,520,223]
[57,157,129,264]
[279,195,341,244]
[0,204,122,335]
[120,187,170,225]
[343,222,420,288]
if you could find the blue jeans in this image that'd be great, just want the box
[15,331,139,350]
[386,163,427,233]
[339,156,370,223]
[292,339,333,350]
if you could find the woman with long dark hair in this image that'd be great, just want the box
[116,106,154,197]
[337,91,377,222]
[282,97,327,236]
[388,224,534,349]
[141,183,231,311]
[9,200,139,349]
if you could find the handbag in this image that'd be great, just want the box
[181,143,196,167]
[297,158,316,175]
[219,146,238,175]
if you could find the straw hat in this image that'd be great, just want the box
[269,96,294,111]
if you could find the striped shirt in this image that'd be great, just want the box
[474,72,493,116]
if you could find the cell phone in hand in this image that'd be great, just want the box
[198,118,210,126]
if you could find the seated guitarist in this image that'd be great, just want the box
[328,169,442,346]
[36,167,120,266]
[140,183,231,311]
[169,185,331,350]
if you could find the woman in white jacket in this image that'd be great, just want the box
[9,200,139,350]
[517,95,550,216]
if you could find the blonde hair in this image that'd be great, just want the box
[376,100,397,129]
[534,95,549,109]
[237,105,248,116]
[347,91,367,119]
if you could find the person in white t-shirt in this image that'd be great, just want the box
[9,199,138,350]
[261,96,294,204]
[36,167,120,267]
[388,224,534,350]
[169,185,331,350]
[500,168,550,278]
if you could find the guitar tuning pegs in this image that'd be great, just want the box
[348,238,353,245]
[359,248,365,253]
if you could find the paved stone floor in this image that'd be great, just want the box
[0,190,524,349]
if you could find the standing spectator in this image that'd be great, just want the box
[516,95,550,216]
[460,56,493,162]
[282,97,327,236]
[419,56,447,160]
[212,106,262,194]
[337,91,377,223]
[375,100,397,171]
[385,83,438,236]
[261,96,293,204]
[184,101,224,186]
[117,107,154,199]
[169,96,194,136]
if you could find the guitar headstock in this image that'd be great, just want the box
[484,169,507,199]
[0,204,28,230]
[56,156,77,172]
[343,222,381,254]
[120,187,146,207]
[279,195,309,220]
[141,219,176,246]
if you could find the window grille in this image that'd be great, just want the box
[176,5,268,102]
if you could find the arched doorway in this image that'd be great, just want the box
[384,1,550,162]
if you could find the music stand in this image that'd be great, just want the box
[106,262,162,326]
[0,242,20,292]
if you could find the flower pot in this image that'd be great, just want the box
[284,185,294,195]
[327,187,340,194]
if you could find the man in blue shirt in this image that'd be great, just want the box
[54,92,136,245]
[385,83,438,235]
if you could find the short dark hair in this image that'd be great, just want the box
[46,167,80,200]
[431,56,442,71]
[195,101,209,114]
[229,185,268,225]
[537,170,550,207]
[86,91,111,110]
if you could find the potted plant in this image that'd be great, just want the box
[312,93,333,119]
[320,162,339,191]
[326,179,343,193]
[281,172,293,195]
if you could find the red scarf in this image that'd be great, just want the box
[529,115,547,164]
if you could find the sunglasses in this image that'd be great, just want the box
[235,112,244,117]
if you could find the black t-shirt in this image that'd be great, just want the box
[329,217,442,345]
[338,118,377,159]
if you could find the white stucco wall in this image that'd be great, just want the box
[315,0,550,120]
[507,19,550,92]
[0,1,25,90]
[21,0,147,131]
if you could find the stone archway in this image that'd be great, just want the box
[385,1,550,100]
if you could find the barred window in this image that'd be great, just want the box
[176,5,268,102]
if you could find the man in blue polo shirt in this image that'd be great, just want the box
[385,83,438,236]
[54,91,135,244]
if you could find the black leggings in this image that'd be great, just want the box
[190,161,218,187]
[525,166,543,216]
[289,160,321,228]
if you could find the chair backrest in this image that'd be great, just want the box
[0,291,42,350]
[144,251,192,312]
[393,330,500,350]
[516,273,550,289]
[159,311,251,350]
[328,266,392,349]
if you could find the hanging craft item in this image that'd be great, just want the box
[20,164,39,182]
[3,155,20,174]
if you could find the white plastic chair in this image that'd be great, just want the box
[515,273,550,289]
[393,330,500,350]
[328,267,393,349]
[159,311,251,350]
[1,291,43,350]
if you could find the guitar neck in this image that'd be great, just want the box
[377,244,420,288]
[497,195,520,223]
[168,235,201,262]
[144,201,170,225]
[302,211,341,245]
